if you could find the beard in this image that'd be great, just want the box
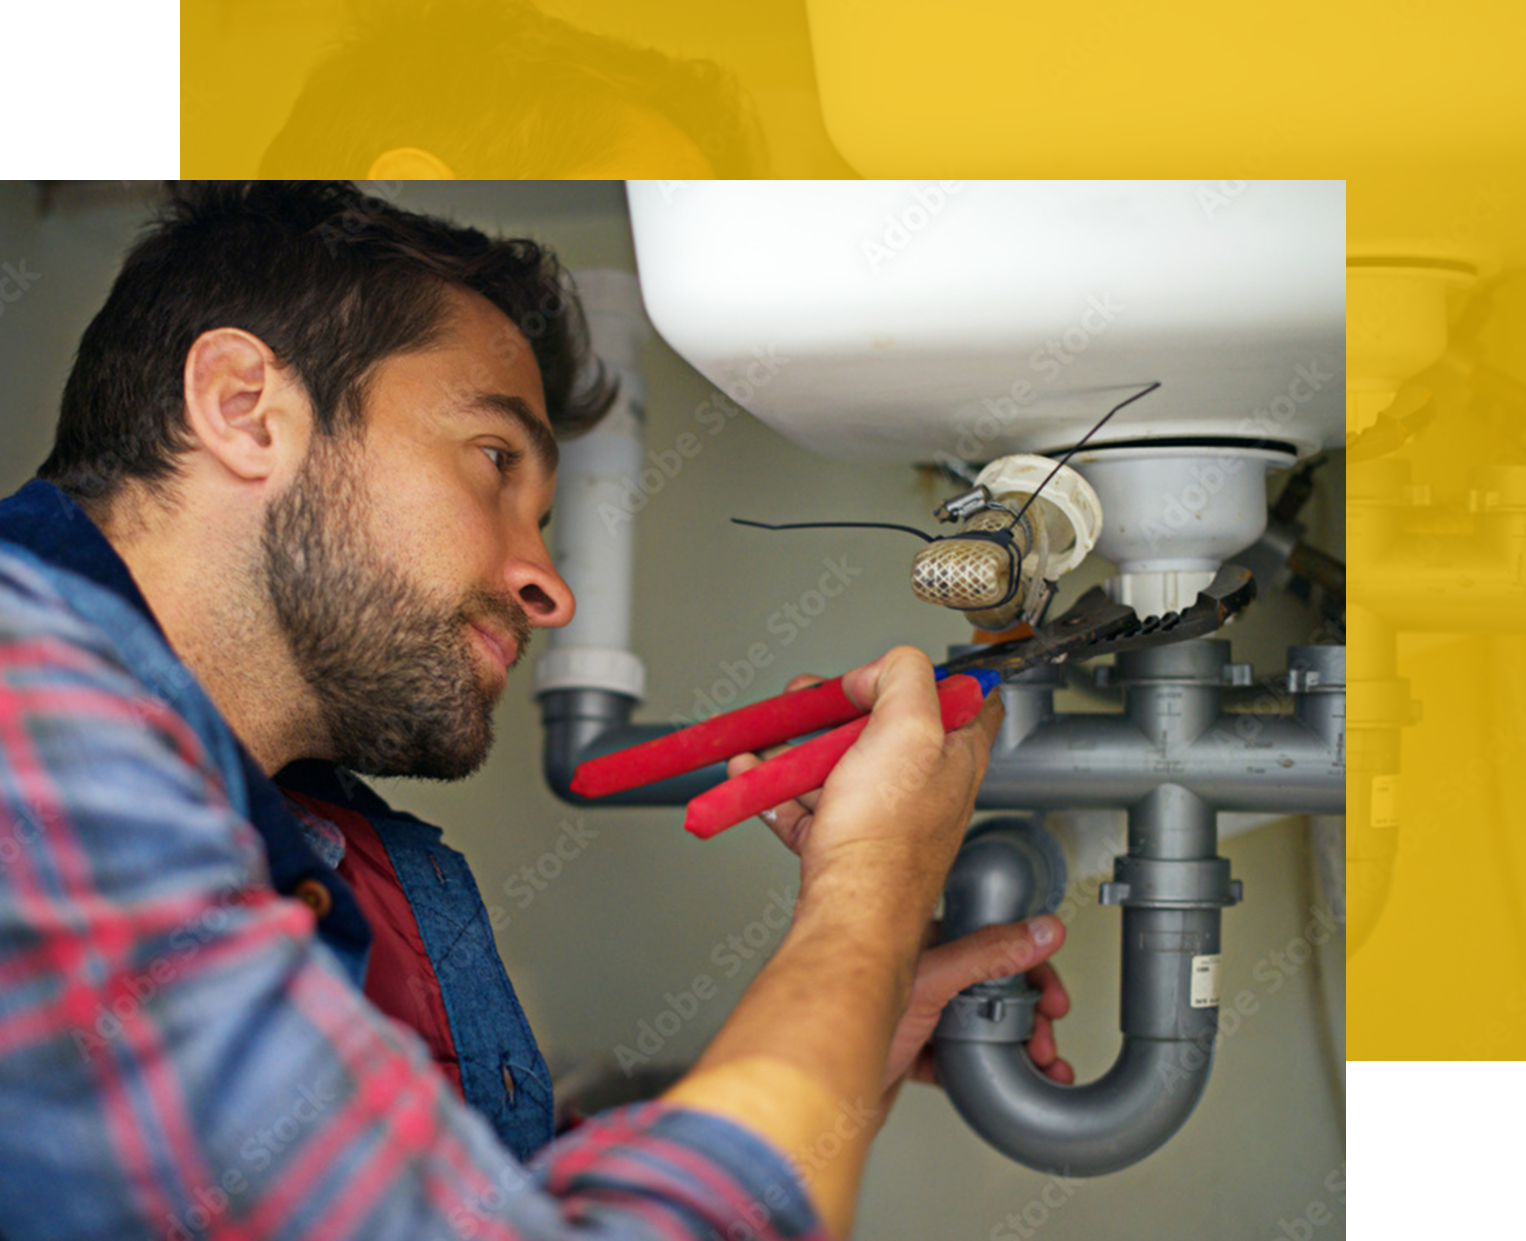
[261,435,532,780]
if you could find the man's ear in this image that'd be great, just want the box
[182,328,301,483]
[367,147,455,180]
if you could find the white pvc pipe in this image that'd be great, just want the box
[533,268,649,701]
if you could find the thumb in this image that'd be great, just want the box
[911,917,1066,1008]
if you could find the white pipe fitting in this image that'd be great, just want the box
[1347,259,1474,434]
[1073,446,1289,617]
[533,269,649,701]
[972,455,1103,578]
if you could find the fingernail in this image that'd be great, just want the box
[1031,917,1057,946]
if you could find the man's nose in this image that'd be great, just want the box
[505,550,575,628]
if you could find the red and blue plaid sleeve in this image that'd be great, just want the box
[0,553,829,1241]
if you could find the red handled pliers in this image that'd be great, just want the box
[572,666,1002,839]
[571,568,1255,840]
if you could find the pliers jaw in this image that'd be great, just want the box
[941,564,1257,683]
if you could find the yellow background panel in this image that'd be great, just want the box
[184,2,1526,1061]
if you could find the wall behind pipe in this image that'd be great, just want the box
[0,182,1345,1239]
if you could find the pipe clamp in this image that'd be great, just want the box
[1099,856,1242,910]
[935,988,1039,1044]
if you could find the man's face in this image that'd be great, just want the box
[262,287,572,779]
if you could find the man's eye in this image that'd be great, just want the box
[482,445,520,475]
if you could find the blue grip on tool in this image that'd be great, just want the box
[935,665,1002,695]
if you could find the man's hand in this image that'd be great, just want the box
[729,668,1073,1105]
[882,917,1073,1099]
[727,659,1000,905]
[667,648,1012,1238]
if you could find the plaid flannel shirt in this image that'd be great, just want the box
[0,509,826,1241]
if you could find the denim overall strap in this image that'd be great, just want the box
[373,812,556,1162]
[277,760,556,1162]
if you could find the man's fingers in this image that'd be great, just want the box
[724,751,816,848]
[725,751,759,781]
[908,1048,940,1087]
[785,673,825,693]
[1043,1057,1075,1085]
[725,739,793,773]
[840,645,940,725]
[1027,1016,1074,1083]
[908,917,1066,1013]
[726,742,821,813]
[1028,1012,1058,1067]
[965,682,1006,751]
[1028,961,1071,1020]
[907,1043,1068,1090]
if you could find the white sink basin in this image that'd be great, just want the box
[626,181,1344,462]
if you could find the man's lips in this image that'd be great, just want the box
[470,623,515,669]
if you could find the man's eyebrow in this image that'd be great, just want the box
[461,393,560,473]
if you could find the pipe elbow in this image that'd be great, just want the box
[935,793,1232,1174]
[934,1035,1214,1177]
[542,724,588,805]
[538,687,728,807]
[540,688,635,805]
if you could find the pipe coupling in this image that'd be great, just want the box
[935,987,1039,1044]
[1099,856,1243,910]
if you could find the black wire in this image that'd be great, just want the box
[734,381,1161,558]
[1010,381,1163,529]
[730,517,935,543]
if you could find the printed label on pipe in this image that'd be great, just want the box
[1190,953,1222,1008]
[1371,774,1401,829]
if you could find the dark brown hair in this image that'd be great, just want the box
[257,0,766,178]
[38,180,615,507]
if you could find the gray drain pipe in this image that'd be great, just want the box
[535,270,730,805]
[933,640,1343,1176]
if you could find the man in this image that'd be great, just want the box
[0,181,1069,1241]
